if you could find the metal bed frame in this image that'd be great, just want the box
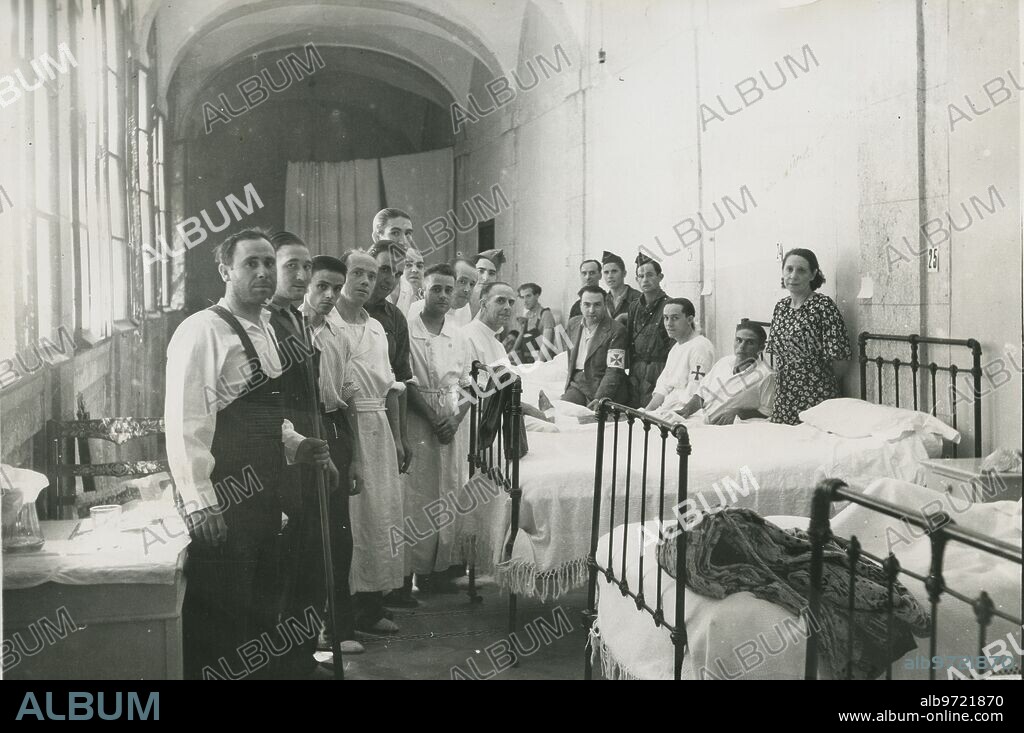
[805,479,1021,679]
[582,401,691,679]
[859,333,983,457]
[465,360,523,631]
[580,331,992,679]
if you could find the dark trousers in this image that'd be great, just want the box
[629,359,666,408]
[182,501,283,680]
[325,411,355,639]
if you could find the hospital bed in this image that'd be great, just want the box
[586,476,1021,680]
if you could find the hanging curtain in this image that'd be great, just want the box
[284,159,381,256]
[285,149,454,258]
[380,148,454,262]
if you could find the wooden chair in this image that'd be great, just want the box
[46,394,167,520]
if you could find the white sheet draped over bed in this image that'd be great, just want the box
[454,420,933,599]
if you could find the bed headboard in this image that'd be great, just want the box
[858,332,983,457]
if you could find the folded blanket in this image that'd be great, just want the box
[657,507,931,679]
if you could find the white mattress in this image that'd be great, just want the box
[592,479,1022,680]
[475,420,933,599]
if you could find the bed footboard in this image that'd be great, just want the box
[583,399,692,680]
[805,478,1022,680]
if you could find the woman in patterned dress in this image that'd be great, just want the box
[765,248,851,424]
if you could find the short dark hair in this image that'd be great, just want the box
[312,255,346,277]
[480,281,513,301]
[518,282,541,296]
[367,239,404,259]
[577,284,606,299]
[580,259,601,272]
[270,230,307,250]
[214,227,274,267]
[664,297,695,318]
[372,208,412,237]
[782,248,826,290]
[736,321,767,342]
[451,255,476,269]
[636,260,663,276]
[424,263,456,280]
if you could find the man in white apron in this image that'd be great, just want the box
[333,250,407,634]
[405,264,472,592]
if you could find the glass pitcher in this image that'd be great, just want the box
[1,483,46,553]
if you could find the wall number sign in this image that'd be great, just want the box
[926,247,939,272]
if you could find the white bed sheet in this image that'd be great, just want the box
[470,420,932,599]
[593,479,1022,680]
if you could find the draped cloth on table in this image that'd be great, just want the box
[657,507,931,679]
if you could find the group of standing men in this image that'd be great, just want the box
[165,207,521,680]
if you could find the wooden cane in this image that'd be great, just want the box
[299,315,345,680]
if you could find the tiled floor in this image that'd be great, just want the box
[321,578,593,680]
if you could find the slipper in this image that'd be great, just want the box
[383,590,419,608]
[356,617,399,635]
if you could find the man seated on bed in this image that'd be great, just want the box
[674,322,776,424]
[561,285,629,409]
[643,298,716,414]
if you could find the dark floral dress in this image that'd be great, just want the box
[765,292,851,425]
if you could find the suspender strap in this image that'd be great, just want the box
[208,305,268,390]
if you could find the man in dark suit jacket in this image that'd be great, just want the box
[562,285,629,408]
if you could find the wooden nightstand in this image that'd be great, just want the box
[920,458,1023,504]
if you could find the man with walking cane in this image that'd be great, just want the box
[269,233,355,678]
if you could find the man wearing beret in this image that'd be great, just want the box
[626,252,675,408]
[601,250,641,323]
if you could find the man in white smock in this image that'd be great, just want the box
[333,250,407,634]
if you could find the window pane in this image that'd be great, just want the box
[137,67,149,131]
[17,0,28,57]
[104,0,117,70]
[107,70,119,153]
[33,84,53,214]
[108,157,125,239]
[32,0,48,56]
[137,129,150,192]
[35,216,52,336]
[140,191,154,310]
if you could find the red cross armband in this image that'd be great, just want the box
[607,349,626,369]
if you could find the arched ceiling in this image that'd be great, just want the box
[133,0,578,118]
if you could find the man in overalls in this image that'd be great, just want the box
[165,228,336,680]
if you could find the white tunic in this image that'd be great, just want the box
[697,355,777,422]
[164,298,305,513]
[652,334,716,411]
[408,299,473,328]
[332,308,407,593]
[405,313,472,574]
[462,319,509,368]
[390,277,421,317]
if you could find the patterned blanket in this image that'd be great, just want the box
[657,507,931,679]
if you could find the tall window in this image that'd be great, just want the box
[137,26,172,312]
[72,0,131,339]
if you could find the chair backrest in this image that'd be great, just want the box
[46,415,167,520]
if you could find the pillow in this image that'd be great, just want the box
[799,398,960,443]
